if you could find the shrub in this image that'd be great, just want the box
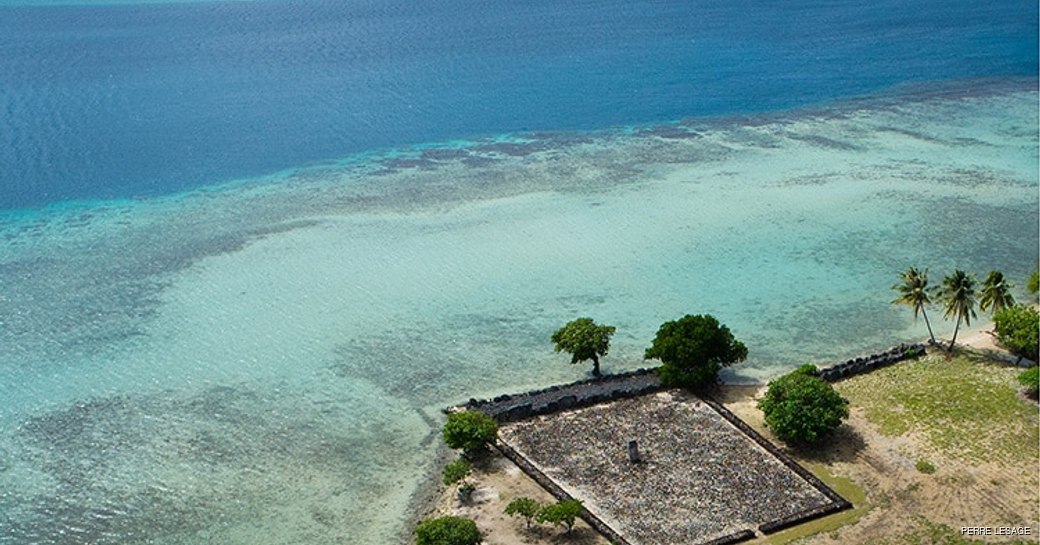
[1018,366,1039,397]
[644,314,747,389]
[994,305,1039,362]
[758,365,849,443]
[442,459,471,486]
[414,516,481,545]
[442,411,498,453]
[504,497,540,528]
[535,499,583,533]
[915,459,936,474]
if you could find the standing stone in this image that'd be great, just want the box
[628,440,641,463]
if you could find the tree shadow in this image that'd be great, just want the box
[704,383,764,404]
[789,424,867,465]
[522,525,605,545]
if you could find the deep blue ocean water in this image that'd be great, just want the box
[1,0,1036,209]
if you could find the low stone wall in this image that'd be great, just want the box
[816,343,926,382]
[450,368,664,422]
[700,397,852,534]
[494,440,633,545]
[758,502,848,534]
[700,529,757,545]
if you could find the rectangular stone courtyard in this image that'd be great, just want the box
[497,389,845,545]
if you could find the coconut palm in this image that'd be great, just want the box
[979,270,1015,315]
[891,267,937,345]
[936,270,978,353]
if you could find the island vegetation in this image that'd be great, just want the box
[644,313,747,389]
[442,410,498,455]
[414,516,482,545]
[758,364,849,444]
[551,318,616,377]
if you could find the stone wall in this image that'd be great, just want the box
[450,368,664,422]
[494,439,633,545]
[815,343,927,382]
[700,397,852,535]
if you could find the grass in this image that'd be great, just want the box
[914,459,936,474]
[761,464,869,545]
[873,517,1036,545]
[835,351,1039,463]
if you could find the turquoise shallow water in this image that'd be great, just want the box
[0,83,1037,543]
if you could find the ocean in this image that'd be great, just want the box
[0,0,1037,543]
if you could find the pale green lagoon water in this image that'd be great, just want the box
[0,85,1037,544]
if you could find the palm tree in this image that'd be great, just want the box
[891,267,937,345]
[979,270,1015,315]
[936,270,978,353]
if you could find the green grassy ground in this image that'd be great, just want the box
[835,351,1038,464]
[871,517,1035,545]
[770,349,1038,545]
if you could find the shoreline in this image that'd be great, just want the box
[406,317,1034,543]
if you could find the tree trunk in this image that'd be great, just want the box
[591,354,601,377]
[948,315,961,354]
[922,308,937,345]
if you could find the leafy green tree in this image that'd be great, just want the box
[979,270,1015,315]
[442,458,471,486]
[414,516,481,545]
[535,499,583,534]
[936,270,978,353]
[1018,366,1039,397]
[1028,268,1039,299]
[442,411,498,454]
[551,317,616,377]
[891,267,937,345]
[504,497,540,529]
[644,314,747,389]
[994,305,1039,362]
[758,365,849,444]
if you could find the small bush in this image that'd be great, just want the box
[456,481,476,502]
[414,516,481,545]
[442,411,498,453]
[915,459,936,474]
[758,364,849,443]
[1018,366,1039,397]
[504,497,540,528]
[994,305,1039,362]
[536,499,583,533]
[442,459,471,486]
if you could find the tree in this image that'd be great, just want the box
[414,516,481,545]
[551,317,616,377]
[504,497,540,529]
[535,499,583,534]
[994,305,1039,362]
[644,314,747,389]
[757,365,849,444]
[936,270,977,353]
[979,270,1015,316]
[891,267,937,345]
[1028,268,1039,299]
[442,411,498,454]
